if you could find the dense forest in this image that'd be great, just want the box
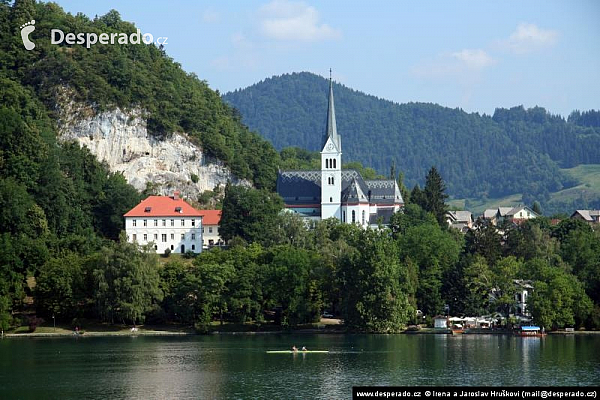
[223,72,600,206]
[27,172,600,333]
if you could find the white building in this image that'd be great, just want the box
[124,193,203,254]
[198,210,223,248]
[276,75,404,227]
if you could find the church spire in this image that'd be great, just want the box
[324,69,340,150]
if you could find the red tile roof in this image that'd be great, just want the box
[124,196,203,217]
[198,210,221,225]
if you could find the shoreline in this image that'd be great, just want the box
[3,328,599,339]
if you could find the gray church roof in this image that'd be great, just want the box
[277,169,404,206]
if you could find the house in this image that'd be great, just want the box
[504,206,539,224]
[446,210,473,231]
[124,192,203,254]
[570,210,600,224]
[276,75,404,227]
[514,279,533,316]
[483,206,539,225]
[198,210,223,248]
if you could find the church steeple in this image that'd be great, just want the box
[324,69,341,151]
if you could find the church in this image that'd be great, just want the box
[276,76,404,227]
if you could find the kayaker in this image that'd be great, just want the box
[301,346,307,351]
[292,345,298,352]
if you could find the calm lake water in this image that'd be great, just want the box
[1,334,599,399]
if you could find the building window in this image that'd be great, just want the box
[192,233,196,240]
[154,219,158,226]
[326,159,329,169]
[343,211,346,222]
[170,219,174,226]
[203,227,205,233]
[162,219,166,226]
[170,245,174,250]
[143,219,147,227]
[362,210,366,225]
[191,244,195,251]
[154,245,157,250]
[192,219,196,227]
[333,159,336,168]
[181,219,185,226]
[330,197,333,202]
[181,233,185,240]
[162,234,167,243]
[133,220,137,227]
[209,227,213,233]
[132,234,137,241]
[352,210,356,223]
[143,234,147,241]
[154,234,158,240]
[171,234,174,240]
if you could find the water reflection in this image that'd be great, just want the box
[1,334,599,399]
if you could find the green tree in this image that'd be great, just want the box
[264,245,322,327]
[35,252,86,320]
[527,260,593,329]
[338,228,413,332]
[219,184,284,245]
[90,236,163,325]
[397,223,460,317]
[490,256,522,322]
[422,166,449,227]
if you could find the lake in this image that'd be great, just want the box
[1,334,599,399]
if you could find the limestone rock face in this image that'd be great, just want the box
[58,106,247,199]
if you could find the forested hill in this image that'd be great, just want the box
[1,0,280,191]
[223,72,600,201]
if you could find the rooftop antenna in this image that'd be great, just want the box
[329,68,332,82]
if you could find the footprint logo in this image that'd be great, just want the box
[20,20,35,50]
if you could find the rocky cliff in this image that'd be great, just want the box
[57,104,247,199]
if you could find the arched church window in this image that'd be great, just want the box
[352,210,356,223]
[333,159,336,168]
[326,159,329,169]
[330,197,333,202]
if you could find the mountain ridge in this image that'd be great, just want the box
[223,72,600,208]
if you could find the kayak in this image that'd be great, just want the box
[266,350,329,354]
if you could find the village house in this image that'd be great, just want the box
[276,75,404,227]
[482,206,539,225]
[446,210,473,231]
[124,192,203,254]
[570,210,600,224]
[198,210,223,248]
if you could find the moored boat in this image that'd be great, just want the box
[515,325,546,337]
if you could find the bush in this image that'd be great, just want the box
[183,250,195,259]
[163,248,171,258]
[190,174,199,183]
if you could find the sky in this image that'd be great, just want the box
[52,0,600,117]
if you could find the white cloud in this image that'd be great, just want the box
[413,49,495,79]
[258,0,341,42]
[452,49,496,69]
[500,23,559,54]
